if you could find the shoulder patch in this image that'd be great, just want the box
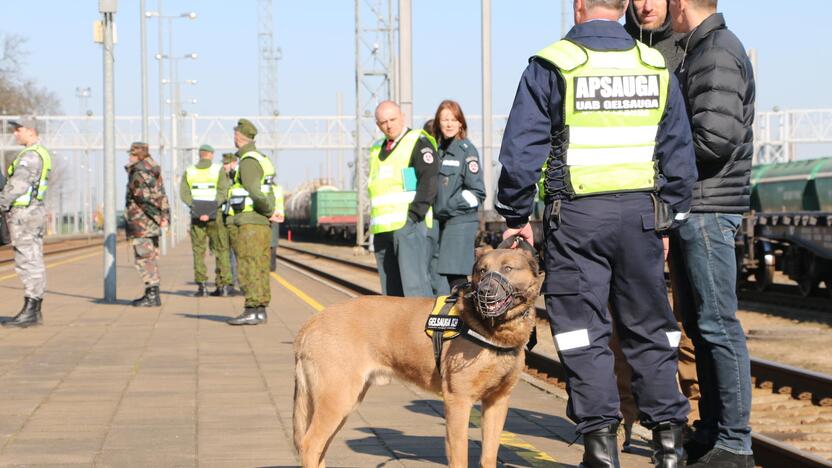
[465,155,478,162]
[467,160,479,174]
[420,147,432,154]
[423,152,434,164]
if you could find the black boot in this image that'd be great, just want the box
[209,285,231,297]
[580,424,620,468]
[687,448,754,468]
[227,307,266,326]
[3,297,42,328]
[194,282,207,297]
[132,286,161,307]
[652,422,685,468]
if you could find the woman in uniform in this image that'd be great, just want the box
[431,100,486,291]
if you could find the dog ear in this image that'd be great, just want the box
[475,244,494,261]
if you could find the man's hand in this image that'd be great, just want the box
[160,219,169,228]
[199,215,209,222]
[662,236,669,261]
[502,223,534,247]
[269,213,284,223]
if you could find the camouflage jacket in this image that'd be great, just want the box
[125,156,170,238]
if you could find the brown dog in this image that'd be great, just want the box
[293,245,542,467]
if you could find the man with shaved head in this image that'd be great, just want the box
[368,101,438,297]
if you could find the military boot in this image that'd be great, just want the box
[209,285,231,297]
[580,424,621,468]
[3,297,42,328]
[227,307,266,326]
[132,286,162,307]
[194,282,208,297]
[652,422,685,468]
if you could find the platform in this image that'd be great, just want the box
[0,242,653,467]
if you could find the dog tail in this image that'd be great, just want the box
[293,355,312,453]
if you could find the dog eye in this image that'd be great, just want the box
[502,265,513,273]
[479,268,487,274]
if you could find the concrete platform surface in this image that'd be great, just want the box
[0,242,653,467]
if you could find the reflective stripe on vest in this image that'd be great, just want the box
[8,144,52,207]
[227,151,276,215]
[534,40,669,199]
[185,163,222,202]
[368,129,434,234]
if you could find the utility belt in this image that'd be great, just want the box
[546,192,672,233]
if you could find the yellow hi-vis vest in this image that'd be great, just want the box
[368,129,435,234]
[9,144,52,207]
[534,40,669,199]
[184,163,222,202]
[227,151,276,215]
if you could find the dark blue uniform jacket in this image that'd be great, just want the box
[496,20,697,229]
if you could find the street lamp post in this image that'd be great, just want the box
[75,87,91,234]
[145,9,196,252]
[156,53,197,247]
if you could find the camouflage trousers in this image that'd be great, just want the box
[232,224,271,308]
[189,219,231,285]
[131,237,160,286]
[8,205,46,299]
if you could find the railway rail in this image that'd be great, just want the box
[277,242,832,467]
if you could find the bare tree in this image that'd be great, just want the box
[0,32,61,115]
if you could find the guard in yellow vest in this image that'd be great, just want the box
[226,119,276,326]
[180,144,233,297]
[0,117,51,328]
[369,101,438,297]
[496,1,698,466]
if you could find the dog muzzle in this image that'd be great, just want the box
[475,271,515,318]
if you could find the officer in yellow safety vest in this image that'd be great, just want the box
[0,117,52,328]
[180,144,233,297]
[496,1,698,466]
[369,101,438,297]
[225,118,276,326]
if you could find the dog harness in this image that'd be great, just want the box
[424,294,519,374]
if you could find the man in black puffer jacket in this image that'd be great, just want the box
[669,0,756,467]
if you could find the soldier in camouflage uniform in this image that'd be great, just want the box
[1,117,51,328]
[181,144,233,297]
[221,153,240,288]
[125,142,170,307]
[226,119,277,326]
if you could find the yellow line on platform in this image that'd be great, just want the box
[271,269,562,466]
[0,250,101,282]
[270,272,325,312]
[469,408,564,467]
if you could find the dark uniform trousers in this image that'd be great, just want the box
[543,193,689,434]
[373,219,433,297]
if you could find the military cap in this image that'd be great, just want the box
[222,152,238,164]
[198,144,215,153]
[9,116,39,132]
[233,118,257,139]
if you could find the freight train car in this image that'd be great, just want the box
[739,157,832,296]
[283,184,359,243]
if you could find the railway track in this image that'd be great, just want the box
[0,234,106,265]
[277,242,832,467]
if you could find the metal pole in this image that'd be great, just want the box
[482,0,494,211]
[398,0,412,128]
[337,91,344,189]
[140,0,149,143]
[171,70,179,246]
[355,0,365,247]
[101,2,118,303]
[158,1,167,255]
[561,0,570,37]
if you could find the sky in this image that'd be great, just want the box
[2,0,831,190]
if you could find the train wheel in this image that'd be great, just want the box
[754,263,775,292]
[797,256,821,297]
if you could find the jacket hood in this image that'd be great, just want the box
[624,0,674,46]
